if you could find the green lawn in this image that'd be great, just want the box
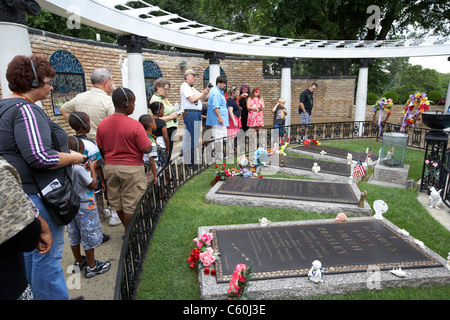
[136,140,450,300]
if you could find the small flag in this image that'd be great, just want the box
[353,160,366,180]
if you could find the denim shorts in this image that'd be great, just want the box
[67,207,103,250]
[300,112,311,125]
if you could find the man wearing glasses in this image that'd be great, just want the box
[180,69,210,165]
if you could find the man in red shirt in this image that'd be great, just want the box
[96,87,152,231]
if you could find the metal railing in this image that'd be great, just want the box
[113,120,429,300]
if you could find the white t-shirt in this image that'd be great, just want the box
[180,82,201,111]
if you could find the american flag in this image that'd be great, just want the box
[353,160,366,180]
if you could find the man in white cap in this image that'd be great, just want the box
[180,69,210,165]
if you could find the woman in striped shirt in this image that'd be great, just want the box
[0,54,85,300]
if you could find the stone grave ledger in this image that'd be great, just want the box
[292,145,379,161]
[212,220,442,283]
[216,176,359,205]
[282,156,351,176]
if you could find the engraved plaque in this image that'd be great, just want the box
[216,177,359,204]
[212,220,442,282]
[293,145,379,161]
[282,156,351,176]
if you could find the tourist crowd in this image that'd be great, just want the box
[0,54,317,300]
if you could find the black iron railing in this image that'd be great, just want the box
[113,120,429,300]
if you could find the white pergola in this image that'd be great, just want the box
[37,0,450,58]
[1,0,449,122]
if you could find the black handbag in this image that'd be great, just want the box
[32,129,80,226]
[38,176,80,225]
[10,104,80,225]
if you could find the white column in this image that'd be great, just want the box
[127,53,146,119]
[445,75,450,113]
[0,22,32,97]
[208,63,220,85]
[117,35,149,120]
[280,58,295,127]
[354,59,373,136]
[204,52,225,86]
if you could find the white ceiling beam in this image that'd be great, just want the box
[36,0,450,58]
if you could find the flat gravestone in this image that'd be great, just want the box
[282,156,351,176]
[198,218,450,299]
[212,219,442,283]
[292,145,379,161]
[216,176,358,205]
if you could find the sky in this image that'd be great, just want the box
[409,55,450,74]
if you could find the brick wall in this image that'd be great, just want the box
[0,28,357,134]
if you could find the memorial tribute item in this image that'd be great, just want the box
[308,260,324,283]
[211,219,442,282]
[373,200,388,219]
[428,187,442,209]
[216,176,359,205]
[335,212,347,222]
[312,163,320,174]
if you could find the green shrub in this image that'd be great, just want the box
[382,91,399,104]
[427,91,443,105]
[367,92,378,105]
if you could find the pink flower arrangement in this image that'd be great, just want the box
[194,232,213,247]
[227,263,252,300]
[199,248,216,267]
[187,232,220,275]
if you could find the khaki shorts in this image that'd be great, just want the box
[103,164,147,214]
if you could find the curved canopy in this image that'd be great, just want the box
[37,0,449,59]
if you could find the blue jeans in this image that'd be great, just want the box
[273,123,286,137]
[24,194,69,300]
[182,110,202,164]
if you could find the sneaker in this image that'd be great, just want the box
[85,260,111,278]
[109,211,121,226]
[103,208,111,218]
[72,256,87,273]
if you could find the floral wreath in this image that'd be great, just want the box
[401,92,430,132]
[372,98,393,133]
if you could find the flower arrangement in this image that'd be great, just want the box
[211,162,263,185]
[275,134,290,155]
[187,232,220,276]
[227,263,252,300]
[214,163,230,181]
[424,158,440,181]
[303,139,320,146]
[401,92,430,132]
[372,97,393,136]
[372,97,393,116]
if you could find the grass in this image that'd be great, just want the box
[136,140,450,300]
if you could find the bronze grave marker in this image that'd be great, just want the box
[282,156,351,176]
[216,176,359,205]
[212,219,442,282]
